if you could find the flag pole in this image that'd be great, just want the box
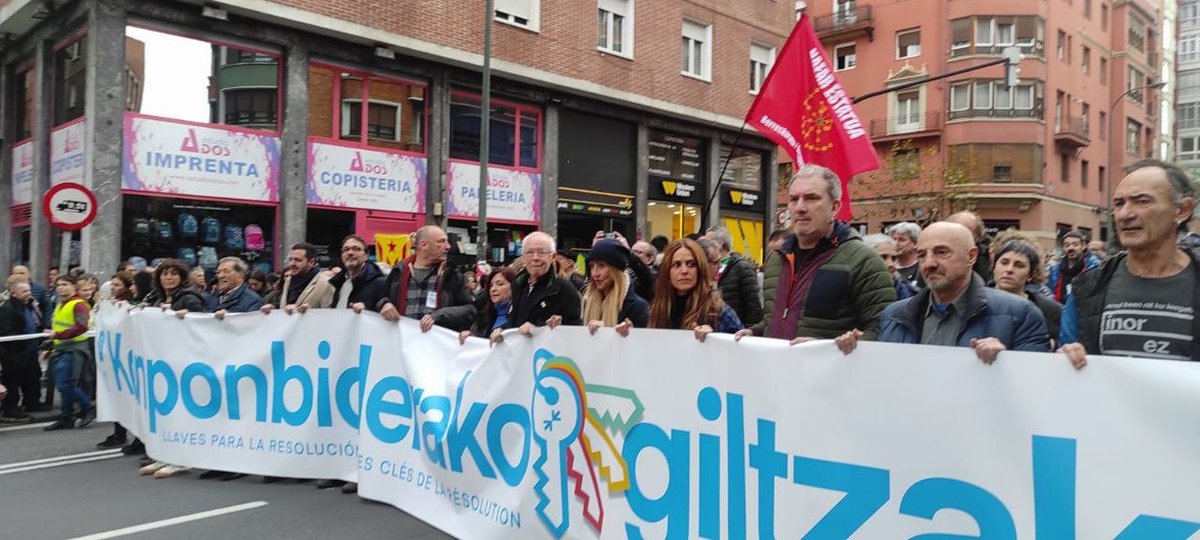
[698,121,749,234]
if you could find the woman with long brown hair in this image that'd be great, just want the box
[647,239,742,342]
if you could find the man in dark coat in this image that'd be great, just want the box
[328,235,388,313]
[379,226,476,332]
[492,231,583,343]
[0,277,43,420]
[705,226,764,326]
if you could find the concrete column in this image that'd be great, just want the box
[83,0,127,275]
[540,103,559,239]
[0,65,12,273]
[28,40,51,281]
[278,36,309,264]
[634,123,648,239]
[427,70,447,227]
[705,136,722,231]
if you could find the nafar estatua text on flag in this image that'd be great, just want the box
[95,303,1200,539]
[747,14,880,221]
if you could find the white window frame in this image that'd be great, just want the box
[895,91,921,132]
[975,18,994,46]
[681,19,712,81]
[950,83,971,111]
[1014,85,1035,110]
[896,28,921,59]
[749,43,775,95]
[993,82,1013,109]
[340,98,403,142]
[995,22,1015,46]
[598,0,633,58]
[834,42,857,71]
[495,0,541,32]
[833,0,858,27]
[973,81,992,109]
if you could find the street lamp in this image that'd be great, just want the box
[1104,80,1167,240]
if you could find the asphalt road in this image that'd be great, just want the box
[0,421,451,540]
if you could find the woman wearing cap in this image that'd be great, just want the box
[989,231,1062,349]
[580,239,649,336]
[646,239,743,342]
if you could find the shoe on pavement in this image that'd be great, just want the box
[341,482,358,494]
[43,420,74,431]
[122,439,146,455]
[3,408,29,419]
[97,434,127,449]
[154,465,191,478]
[76,407,96,429]
[262,476,283,484]
[316,479,346,489]
[139,461,168,475]
[219,473,247,482]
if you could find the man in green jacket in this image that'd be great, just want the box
[735,164,896,342]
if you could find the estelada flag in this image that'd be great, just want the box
[746,14,880,220]
[374,233,412,268]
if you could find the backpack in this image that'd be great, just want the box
[177,213,198,240]
[223,224,244,250]
[198,246,219,271]
[177,247,197,268]
[130,217,152,240]
[201,217,221,245]
[153,220,174,242]
[251,261,272,274]
[244,224,265,251]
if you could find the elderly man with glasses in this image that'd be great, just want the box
[491,232,583,343]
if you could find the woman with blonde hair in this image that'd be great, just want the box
[580,239,648,336]
[647,239,742,342]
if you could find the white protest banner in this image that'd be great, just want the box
[96,304,1200,539]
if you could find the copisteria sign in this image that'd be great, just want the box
[307,140,426,213]
[122,113,280,202]
[95,305,1200,539]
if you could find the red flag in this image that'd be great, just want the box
[746,15,879,220]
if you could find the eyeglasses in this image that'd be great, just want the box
[525,249,553,257]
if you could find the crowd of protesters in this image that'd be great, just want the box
[1,158,1197,491]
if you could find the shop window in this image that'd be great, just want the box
[15,67,34,140]
[121,194,276,274]
[721,145,765,189]
[54,38,87,126]
[449,93,541,169]
[125,26,280,132]
[308,65,426,153]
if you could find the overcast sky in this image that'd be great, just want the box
[126,26,212,122]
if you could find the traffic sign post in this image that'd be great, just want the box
[42,182,98,274]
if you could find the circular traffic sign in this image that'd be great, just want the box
[43,182,98,231]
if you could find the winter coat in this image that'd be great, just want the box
[755,223,896,340]
[1048,254,1102,304]
[280,267,336,309]
[205,283,263,313]
[507,273,583,328]
[878,274,1051,351]
[379,257,477,332]
[716,253,764,326]
[329,262,389,312]
[144,286,208,313]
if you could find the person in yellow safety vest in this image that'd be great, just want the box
[42,274,94,431]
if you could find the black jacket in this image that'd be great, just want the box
[619,289,650,328]
[144,287,207,312]
[1024,285,1062,348]
[329,262,388,312]
[1064,250,1200,360]
[0,296,40,357]
[379,258,477,332]
[716,254,763,326]
[507,273,583,328]
[629,256,656,304]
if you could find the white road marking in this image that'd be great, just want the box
[0,421,53,432]
[0,453,123,475]
[67,501,269,540]
[0,449,121,471]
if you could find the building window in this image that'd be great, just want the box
[897,28,921,59]
[749,43,775,94]
[341,100,400,142]
[495,0,540,31]
[1180,71,1200,98]
[1057,30,1067,61]
[681,19,711,80]
[1099,111,1107,139]
[948,80,1040,119]
[598,0,631,55]
[834,43,857,71]
[1082,46,1090,75]
[1081,160,1089,187]
[950,16,1043,58]
[54,38,87,126]
[1060,153,1070,182]
[1126,119,1142,155]
[894,148,919,180]
[833,0,859,27]
[1101,4,1108,31]
[993,164,1013,182]
[1181,36,1200,63]
[226,48,275,65]
[449,93,541,169]
[1183,4,1200,27]
[895,91,921,132]
[1128,16,1145,52]
[1180,103,1200,130]
[1099,57,1107,84]
[225,88,277,127]
[949,143,1044,183]
[1180,136,1200,160]
[1084,0,1092,18]
[1127,66,1145,103]
[15,67,33,140]
[1099,165,1106,192]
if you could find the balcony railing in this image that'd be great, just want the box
[812,5,874,41]
[948,103,1044,121]
[1053,115,1090,148]
[869,111,943,139]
